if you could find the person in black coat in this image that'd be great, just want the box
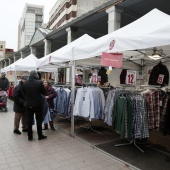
[23,70,47,141]
[13,76,28,135]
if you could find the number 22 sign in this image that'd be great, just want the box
[126,70,136,85]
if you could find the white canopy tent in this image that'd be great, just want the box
[1,58,23,72]
[14,54,58,72]
[36,34,95,69]
[14,54,38,71]
[73,9,170,62]
[67,9,170,135]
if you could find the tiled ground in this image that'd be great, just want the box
[0,99,138,170]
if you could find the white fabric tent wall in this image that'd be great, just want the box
[73,9,170,60]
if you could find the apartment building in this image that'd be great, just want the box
[48,0,109,29]
[18,4,44,50]
[0,41,6,60]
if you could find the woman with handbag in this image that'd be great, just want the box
[43,80,56,130]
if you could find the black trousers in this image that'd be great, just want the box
[26,107,43,138]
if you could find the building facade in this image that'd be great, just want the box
[48,0,109,29]
[0,41,6,59]
[18,4,44,50]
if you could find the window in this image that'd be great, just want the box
[36,15,42,22]
[36,9,42,14]
[26,35,32,40]
[27,9,35,13]
[0,45,3,49]
[35,22,42,28]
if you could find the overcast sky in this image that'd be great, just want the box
[0,0,57,51]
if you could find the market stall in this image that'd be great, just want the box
[35,9,170,158]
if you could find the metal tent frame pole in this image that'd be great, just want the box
[70,60,75,136]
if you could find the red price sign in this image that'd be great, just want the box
[126,70,136,85]
[10,70,12,75]
[157,74,164,84]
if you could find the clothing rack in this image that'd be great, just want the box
[115,137,144,153]
[136,85,161,90]
[82,83,97,87]
[117,84,136,89]
[53,85,71,122]
[53,84,71,88]
[82,83,112,89]
[53,81,71,85]
[113,89,148,153]
[75,120,101,134]
[53,84,82,89]
[75,85,106,134]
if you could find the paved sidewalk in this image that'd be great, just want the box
[0,100,135,170]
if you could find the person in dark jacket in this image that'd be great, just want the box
[43,80,57,130]
[13,76,28,135]
[23,70,47,141]
[0,72,9,109]
[0,72,9,91]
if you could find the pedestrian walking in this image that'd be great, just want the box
[13,76,28,134]
[23,70,47,141]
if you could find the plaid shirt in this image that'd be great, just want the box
[144,90,169,131]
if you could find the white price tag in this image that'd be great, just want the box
[160,100,162,106]
[126,70,136,85]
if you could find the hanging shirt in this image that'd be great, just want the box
[73,87,94,119]
[55,88,67,115]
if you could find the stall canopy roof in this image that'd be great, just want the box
[36,34,95,69]
[73,9,170,63]
[1,58,23,72]
[14,54,38,71]
[14,54,58,72]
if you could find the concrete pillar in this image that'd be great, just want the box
[8,58,11,65]
[106,6,122,33]
[13,55,16,62]
[66,27,78,43]
[20,52,26,58]
[44,39,51,56]
[30,46,36,56]
[65,27,78,84]
[4,60,6,67]
[66,27,72,44]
